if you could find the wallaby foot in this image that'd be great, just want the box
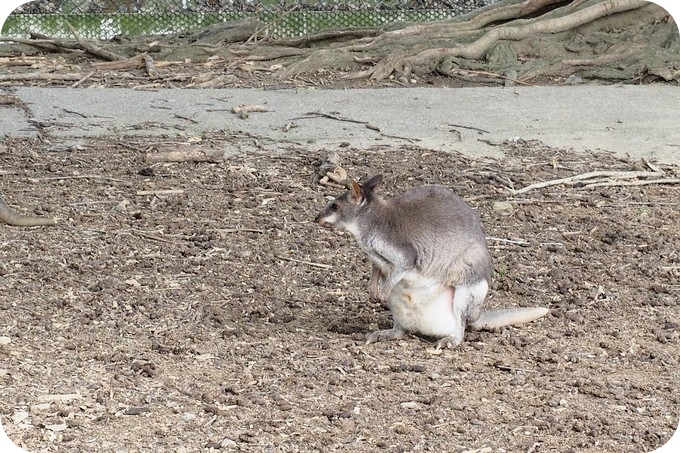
[435,333,464,350]
[365,327,405,344]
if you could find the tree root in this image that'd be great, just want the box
[1,0,675,85]
[368,0,648,80]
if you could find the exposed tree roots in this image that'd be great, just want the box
[1,0,678,84]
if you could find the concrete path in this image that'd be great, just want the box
[3,85,679,165]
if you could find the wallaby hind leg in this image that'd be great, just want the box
[365,326,406,344]
[435,280,488,349]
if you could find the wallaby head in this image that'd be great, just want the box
[315,174,383,230]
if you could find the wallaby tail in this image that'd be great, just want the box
[0,196,57,227]
[469,307,549,330]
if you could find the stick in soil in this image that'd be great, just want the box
[217,228,265,234]
[495,363,541,373]
[130,229,180,244]
[136,189,185,196]
[71,71,95,88]
[0,73,84,82]
[511,170,666,194]
[582,178,680,189]
[31,175,131,185]
[276,256,333,269]
[486,236,530,246]
[298,111,367,125]
[145,148,226,164]
[447,123,490,134]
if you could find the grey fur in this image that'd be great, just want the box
[315,174,548,347]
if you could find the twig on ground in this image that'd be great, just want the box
[380,134,420,143]
[0,73,83,82]
[277,256,332,269]
[62,108,87,118]
[486,236,530,246]
[511,170,666,194]
[231,104,270,119]
[130,229,180,244]
[216,228,265,234]
[448,123,490,134]
[136,189,185,196]
[477,138,504,146]
[71,71,95,88]
[31,175,131,185]
[174,114,198,124]
[582,178,680,189]
[145,147,227,163]
[296,111,385,135]
[642,158,662,173]
[298,111,367,125]
[495,363,540,373]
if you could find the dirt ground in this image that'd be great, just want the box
[0,130,678,452]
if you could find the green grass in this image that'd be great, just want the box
[2,10,458,39]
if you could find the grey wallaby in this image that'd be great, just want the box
[315,174,548,349]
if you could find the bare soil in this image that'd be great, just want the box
[0,133,678,452]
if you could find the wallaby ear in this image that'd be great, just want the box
[362,174,383,193]
[349,180,363,203]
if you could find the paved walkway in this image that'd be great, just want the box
[3,85,679,165]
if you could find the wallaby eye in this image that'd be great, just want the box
[331,202,339,211]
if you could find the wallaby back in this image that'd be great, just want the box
[356,185,493,287]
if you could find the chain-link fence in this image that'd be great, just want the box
[3,0,496,39]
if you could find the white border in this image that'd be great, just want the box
[0,0,678,452]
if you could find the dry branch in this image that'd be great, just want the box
[582,178,680,189]
[93,56,144,70]
[65,22,125,61]
[136,189,185,196]
[276,256,333,269]
[145,147,229,163]
[448,123,490,134]
[297,111,381,132]
[369,0,648,80]
[231,104,270,119]
[71,71,96,88]
[512,169,667,194]
[0,73,84,82]
[0,36,79,53]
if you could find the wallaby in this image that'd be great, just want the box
[0,195,56,226]
[315,174,548,349]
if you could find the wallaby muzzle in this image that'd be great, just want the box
[314,212,329,227]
